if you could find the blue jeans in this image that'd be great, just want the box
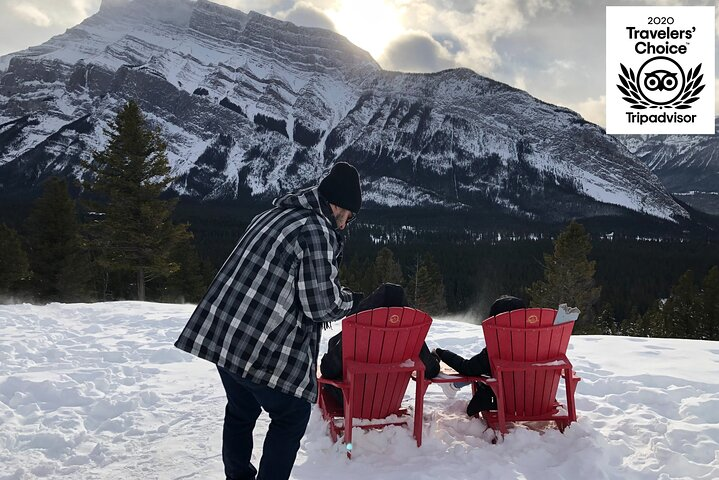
[217,366,311,480]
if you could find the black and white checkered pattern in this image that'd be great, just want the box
[175,187,354,402]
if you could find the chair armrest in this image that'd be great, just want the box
[493,354,574,372]
[346,357,425,375]
[317,377,348,389]
[422,375,490,384]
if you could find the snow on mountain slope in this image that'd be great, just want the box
[620,117,719,194]
[0,0,687,221]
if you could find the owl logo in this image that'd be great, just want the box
[635,56,686,106]
[616,56,704,109]
[643,70,679,92]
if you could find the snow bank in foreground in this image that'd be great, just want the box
[0,302,717,479]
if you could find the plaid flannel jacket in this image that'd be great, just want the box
[175,187,354,402]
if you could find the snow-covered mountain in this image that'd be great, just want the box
[620,117,719,194]
[619,118,719,215]
[0,0,688,221]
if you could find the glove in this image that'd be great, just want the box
[348,291,364,314]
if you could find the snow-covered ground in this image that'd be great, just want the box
[0,302,717,479]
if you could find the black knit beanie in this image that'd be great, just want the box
[318,162,362,213]
[488,295,526,317]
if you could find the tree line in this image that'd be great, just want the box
[338,221,719,340]
[0,101,211,303]
[339,247,447,316]
[615,267,719,340]
[523,221,718,340]
[0,100,717,341]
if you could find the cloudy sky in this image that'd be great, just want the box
[0,0,715,127]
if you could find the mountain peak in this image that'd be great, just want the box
[98,0,132,10]
[97,0,195,25]
[0,0,687,223]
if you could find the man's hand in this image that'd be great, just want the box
[349,291,364,314]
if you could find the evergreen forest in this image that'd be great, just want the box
[1,101,718,341]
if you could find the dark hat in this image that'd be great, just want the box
[488,295,526,317]
[318,162,362,213]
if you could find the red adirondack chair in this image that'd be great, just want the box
[317,307,432,457]
[480,307,581,434]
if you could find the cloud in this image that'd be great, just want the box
[379,0,714,130]
[214,0,290,11]
[565,95,607,128]
[525,0,571,16]
[1,0,713,128]
[470,0,608,126]
[398,0,526,76]
[378,32,456,73]
[70,0,98,18]
[0,0,102,56]
[275,2,336,30]
[11,4,52,27]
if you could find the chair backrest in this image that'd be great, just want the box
[341,307,432,420]
[482,308,575,417]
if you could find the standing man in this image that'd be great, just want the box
[175,162,362,480]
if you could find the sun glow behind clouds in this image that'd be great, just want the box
[325,0,404,59]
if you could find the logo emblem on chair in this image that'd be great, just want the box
[528,315,539,325]
[389,314,400,324]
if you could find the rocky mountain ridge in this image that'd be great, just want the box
[0,0,688,222]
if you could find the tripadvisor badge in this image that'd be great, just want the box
[617,56,704,126]
[606,7,714,134]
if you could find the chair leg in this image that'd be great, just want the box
[344,402,353,459]
[564,369,578,424]
[328,419,338,443]
[415,375,424,447]
[556,420,567,433]
[318,387,338,443]
[419,377,429,398]
[494,372,508,434]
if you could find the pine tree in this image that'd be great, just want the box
[637,305,654,337]
[24,177,93,301]
[661,270,700,338]
[0,224,30,294]
[156,233,211,303]
[595,303,616,335]
[620,306,641,337]
[527,221,601,328]
[410,254,447,315]
[699,266,719,340]
[83,100,190,301]
[340,256,374,296]
[373,247,404,285]
[644,299,667,337]
[338,262,353,292]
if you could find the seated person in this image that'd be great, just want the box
[433,295,526,417]
[319,283,440,404]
